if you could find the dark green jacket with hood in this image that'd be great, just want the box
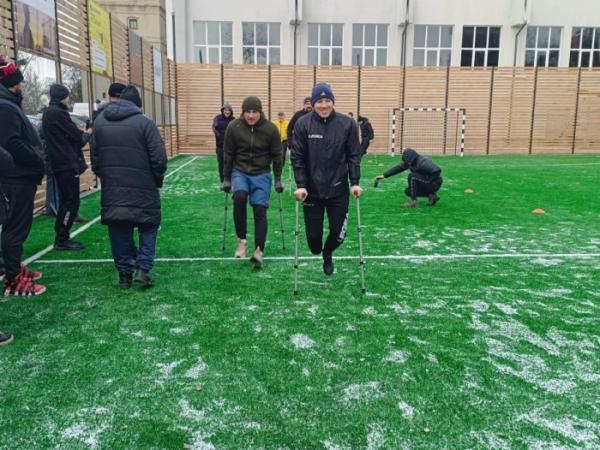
[222,96,282,180]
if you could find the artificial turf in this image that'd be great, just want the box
[1,154,599,449]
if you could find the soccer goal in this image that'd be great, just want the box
[390,107,466,157]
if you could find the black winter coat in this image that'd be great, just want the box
[360,118,374,142]
[291,110,361,200]
[212,112,235,149]
[42,100,89,174]
[223,115,282,179]
[0,146,14,225]
[287,109,311,146]
[383,154,442,180]
[0,84,45,185]
[90,99,168,225]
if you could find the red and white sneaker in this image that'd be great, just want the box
[4,275,46,297]
[20,265,42,281]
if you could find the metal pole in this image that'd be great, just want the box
[221,192,228,252]
[277,192,286,250]
[355,197,366,294]
[293,200,300,295]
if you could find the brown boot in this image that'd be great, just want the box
[403,199,418,208]
[427,194,440,206]
[250,247,263,269]
[234,239,248,258]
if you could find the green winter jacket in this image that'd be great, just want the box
[222,114,282,180]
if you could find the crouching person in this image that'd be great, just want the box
[375,148,442,208]
[90,86,167,289]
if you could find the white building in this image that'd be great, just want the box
[170,0,600,68]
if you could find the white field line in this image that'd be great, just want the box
[23,156,199,267]
[35,252,600,264]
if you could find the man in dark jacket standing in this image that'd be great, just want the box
[357,115,374,157]
[212,103,234,182]
[222,96,282,269]
[91,85,168,289]
[0,146,15,345]
[0,56,46,296]
[42,84,91,251]
[375,148,442,208]
[287,97,312,152]
[291,83,362,276]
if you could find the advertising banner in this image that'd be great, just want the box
[15,0,57,57]
[153,48,163,93]
[88,0,113,78]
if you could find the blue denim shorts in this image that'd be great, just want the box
[231,170,272,208]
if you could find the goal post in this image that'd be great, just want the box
[391,107,467,157]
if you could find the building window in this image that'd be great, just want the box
[413,25,452,66]
[461,26,500,67]
[128,17,138,30]
[193,21,233,64]
[242,22,280,64]
[525,27,561,67]
[351,24,388,66]
[308,23,343,65]
[569,27,600,67]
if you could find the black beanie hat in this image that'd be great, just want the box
[108,82,126,98]
[402,148,419,164]
[241,96,262,113]
[0,55,24,89]
[49,84,70,101]
[120,85,142,108]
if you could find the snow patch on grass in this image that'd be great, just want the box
[495,303,518,315]
[179,398,205,421]
[518,410,599,445]
[170,327,189,335]
[61,422,108,448]
[385,350,409,364]
[343,382,383,403]
[397,401,414,419]
[291,333,315,349]
[185,357,207,379]
[531,258,563,267]
[366,423,385,450]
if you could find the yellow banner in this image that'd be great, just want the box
[88,0,113,78]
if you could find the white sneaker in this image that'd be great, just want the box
[234,239,248,258]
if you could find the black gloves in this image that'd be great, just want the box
[221,179,232,193]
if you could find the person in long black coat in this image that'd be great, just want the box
[212,103,234,182]
[0,145,15,345]
[90,85,168,289]
[42,84,91,251]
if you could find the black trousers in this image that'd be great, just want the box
[54,170,81,243]
[216,147,224,183]
[303,191,349,256]
[360,140,370,156]
[1,183,36,280]
[405,174,443,199]
[233,192,267,251]
[281,141,288,167]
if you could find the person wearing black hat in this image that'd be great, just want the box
[291,82,362,276]
[374,148,442,208]
[42,84,92,250]
[90,85,167,289]
[212,103,235,182]
[91,82,126,123]
[287,97,312,152]
[357,115,374,157]
[0,55,46,296]
[221,96,283,268]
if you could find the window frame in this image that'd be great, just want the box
[524,26,562,68]
[307,23,344,65]
[242,22,281,65]
[460,25,501,67]
[192,21,233,64]
[351,24,388,66]
[569,27,600,68]
[413,25,453,67]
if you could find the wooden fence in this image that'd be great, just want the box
[177,65,600,156]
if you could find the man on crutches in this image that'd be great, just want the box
[290,82,362,277]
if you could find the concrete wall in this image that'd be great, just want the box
[171,0,600,67]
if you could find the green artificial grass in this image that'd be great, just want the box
[1,154,599,449]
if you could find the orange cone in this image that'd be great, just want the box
[464,188,474,194]
[378,163,384,167]
[532,208,545,214]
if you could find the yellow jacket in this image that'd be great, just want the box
[272,118,289,142]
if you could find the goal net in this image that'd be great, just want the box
[390,108,466,156]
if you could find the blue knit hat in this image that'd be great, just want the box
[311,82,335,105]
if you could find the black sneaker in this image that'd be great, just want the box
[73,215,90,224]
[0,332,14,346]
[54,239,85,251]
[119,273,133,290]
[134,270,155,287]
[427,194,440,206]
[323,254,334,276]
